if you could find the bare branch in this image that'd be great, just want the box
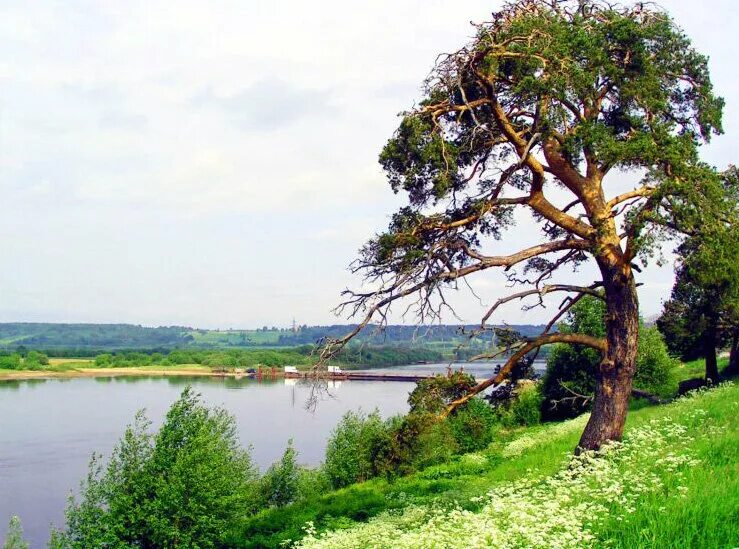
[480,283,604,327]
[317,238,592,367]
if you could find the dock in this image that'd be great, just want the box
[211,366,436,382]
[283,370,434,382]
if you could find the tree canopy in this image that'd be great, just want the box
[321,0,732,450]
[658,166,739,379]
[54,387,257,548]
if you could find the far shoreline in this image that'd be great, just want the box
[0,365,231,381]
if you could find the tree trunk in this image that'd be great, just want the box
[577,262,639,453]
[704,322,719,383]
[724,330,739,377]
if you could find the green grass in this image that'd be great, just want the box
[597,384,739,548]
[231,364,739,549]
[665,357,728,387]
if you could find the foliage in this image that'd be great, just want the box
[541,297,607,419]
[447,398,498,452]
[493,381,544,428]
[2,516,28,549]
[61,346,441,370]
[230,360,733,549]
[542,297,676,419]
[0,323,193,349]
[407,372,477,415]
[260,441,300,508]
[657,193,739,376]
[373,413,459,477]
[296,383,739,549]
[53,387,258,548]
[295,468,332,503]
[323,410,391,489]
[0,322,546,352]
[364,373,488,475]
[634,326,678,395]
[657,277,709,361]
[0,352,48,370]
[25,350,49,368]
[322,381,486,488]
[0,354,21,370]
[333,346,443,368]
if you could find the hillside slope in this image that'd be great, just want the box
[237,383,738,549]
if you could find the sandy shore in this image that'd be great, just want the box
[0,365,225,381]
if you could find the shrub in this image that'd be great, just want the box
[500,381,544,427]
[26,351,49,367]
[634,326,678,396]
[541,297,677,419]
[447,398,497,452]
[3,516,28,549]
[296,468,331,503]
[372,413,458,478]
[93,354,112,367]
[0,354,21,370]
[407,415,458,470]
[53,387,258,548]
[323,410,390,489]
[407,372,477,415]
[260,441,300,508]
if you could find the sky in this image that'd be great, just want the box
[0,0,737,329]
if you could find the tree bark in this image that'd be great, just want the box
[577,262,640,452]
[724,330,739,377]
[704,322,719,383]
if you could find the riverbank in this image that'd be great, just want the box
[0,345,449,380]
[0,364,216,381]
[234,379,739,549]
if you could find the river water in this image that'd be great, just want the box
[0,361,541,546]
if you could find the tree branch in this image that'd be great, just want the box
[319,239,592,367]
[606,186,655,209]
[480,283,604,327]
[441,332,607,417]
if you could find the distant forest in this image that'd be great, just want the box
[0,322,546,352]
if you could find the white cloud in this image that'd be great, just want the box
[0,0,736,327]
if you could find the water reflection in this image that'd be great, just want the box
[0,374,413,546]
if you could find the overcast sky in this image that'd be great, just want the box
[0,0,737,329]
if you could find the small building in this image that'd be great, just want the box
[284,366,299,374]
[328,366,342,374]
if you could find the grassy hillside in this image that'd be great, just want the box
[0,323,545,353]
[232,381,739,549]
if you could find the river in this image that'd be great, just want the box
[0,361,542,546]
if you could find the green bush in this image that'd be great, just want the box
[408,415,458,470]
[372,413,458,478]
[53,387,258,548]
[295,468,331,503]
[495,381,544,428]
[25,350,49,367]
[634,326,678,396]
[259,441,300,508]
[323,410,390,489]
[509,382,544,426]
[408,372,477,414]
[447,398,497,452]
[0,354,21,370]
[93,353,112,367]
[541,297,677,419]
[3,516,28,549]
